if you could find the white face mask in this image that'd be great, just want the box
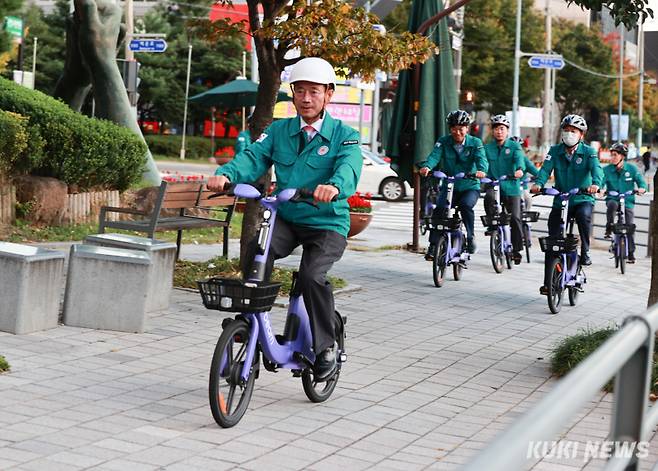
[562,131,580,147]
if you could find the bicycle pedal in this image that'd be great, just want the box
[339,352,347,363]
[291,369,303,378]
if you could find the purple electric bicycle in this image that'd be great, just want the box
[429,171,478,287]
[606,190,642,274]
[537,187,588,314]
[481,175,515,273]
[197,184,346,428]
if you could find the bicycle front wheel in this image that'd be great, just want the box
[619,237,626,275]
[490,230,504,273]
[209,319,258,428]
[433,235,448,287]
[547,257,564,314]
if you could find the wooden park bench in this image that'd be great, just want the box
[98,181,236,259]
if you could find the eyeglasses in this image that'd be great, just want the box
[292,87,326,98]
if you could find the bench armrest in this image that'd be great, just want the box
[100,206,149,217]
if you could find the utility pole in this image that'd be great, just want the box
[511,0,522,137]
[31,37,37,89]
[180,43,193,160]
[542,0,552,150]
[125,0,134,62]
[617,24,624,143]
[637,21,645,151]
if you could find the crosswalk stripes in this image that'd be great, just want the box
[369,200,489,232]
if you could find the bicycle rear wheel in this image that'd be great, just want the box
[302,311,345,403]
[490,230,504,273]
[453,233,463,281]
[547,257,564,314]
[433,235,448,287]
[209,318,258,428]
[619,237,626,275]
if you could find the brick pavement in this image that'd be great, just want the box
[0,241,654,470]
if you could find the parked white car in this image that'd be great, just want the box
[358,148,411,202]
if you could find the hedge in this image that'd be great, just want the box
[0,77,147,191]
[146,134,234,160]
[0,110,45,174]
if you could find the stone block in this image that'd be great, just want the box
[63,245,152,333]
[0,242,65,334]
[84,234,176,312]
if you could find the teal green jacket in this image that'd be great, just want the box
[419,134,488,192]
[602,162,648,209]
[234,130,251,154]
[535,142,604,208]
[484,138,524,196]
[215,113,362,237]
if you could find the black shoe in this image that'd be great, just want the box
[512,252,522,265]
[484,227,494,236]
[466,238,477,254]
[581,253,592,266]
[425,245,435,261]
[314,343,337,381]
[539,286,549,295]
[604,231,612,239]
[628,254,636,264]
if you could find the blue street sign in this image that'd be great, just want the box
[527,55,565,70]
[129,39,168,53]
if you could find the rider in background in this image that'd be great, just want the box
[207,57,361,380]
[233,115,252,155]
[483,115,525,264]
[531,114,603,292]
[511,135,539,210]
[418,110,488,259]
[602,142,647,263]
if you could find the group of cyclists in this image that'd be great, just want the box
[419,108,648,293]
[207,57,649,382]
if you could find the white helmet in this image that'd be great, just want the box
[289,57,337,90]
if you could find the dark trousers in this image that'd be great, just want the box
[428,189,479,245]
[543,202,593,286]
[484,189,523,252]
[606,200,636,255]
[248,218,346,353]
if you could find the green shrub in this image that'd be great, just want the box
[0,110,45,174]
[0,355,9,373]
[551,325,658,394]
[0,77,146,191]
[145,134,233,160]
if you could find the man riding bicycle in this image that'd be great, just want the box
[531,114,603,292]
[207,57,362,380]
[483,115,525,264]
[418,110,488,259]
[602,142,648,263]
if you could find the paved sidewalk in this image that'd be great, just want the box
[0,239,654,470]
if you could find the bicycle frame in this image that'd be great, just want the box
[432,171,468,265]
[487,176,513,256]
[609,190,633,259]
[545,187,585,290]
[226,184,317,381]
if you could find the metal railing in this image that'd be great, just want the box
[462,306,658,471]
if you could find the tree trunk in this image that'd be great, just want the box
[239,0,285,269]
[648,171,658,307]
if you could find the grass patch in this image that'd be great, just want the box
[1,212,243,243]
[551,325,658,393]
[174,256,347,296]
[0,355,9,373]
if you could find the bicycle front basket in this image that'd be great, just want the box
[538,235,579,253]
[197,278,281,312]
[434,216,461,231]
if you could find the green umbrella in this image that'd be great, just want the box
[386,0,459,183]
[189,77,291,108]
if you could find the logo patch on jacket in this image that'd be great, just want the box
[342,139,359,146]
[505,148,511,155]
[256,133,268,143]
[545,154,552,161]
[318,146,329,156]
[576,157,582,164]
